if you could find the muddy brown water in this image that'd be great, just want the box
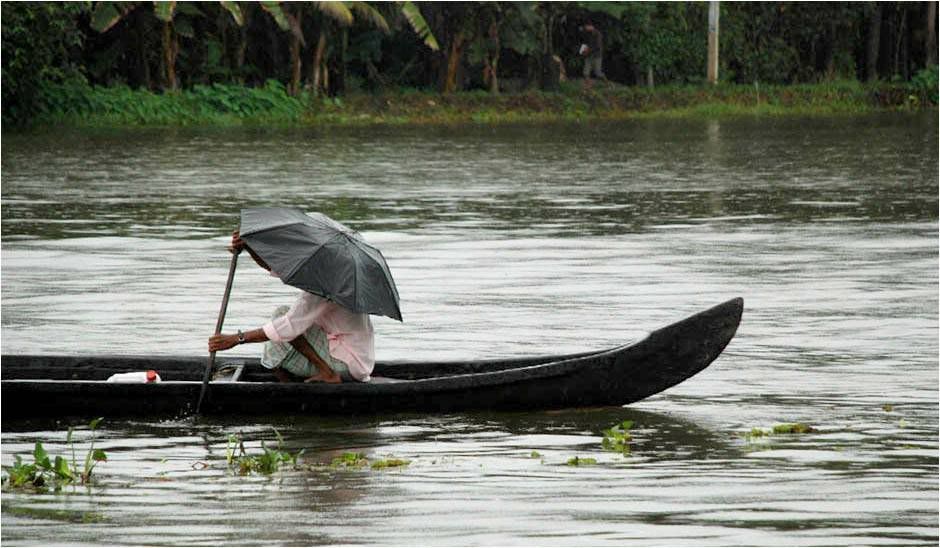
[1,114,937,545]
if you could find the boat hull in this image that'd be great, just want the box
[2,298,743,418]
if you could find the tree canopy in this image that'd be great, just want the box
[3,1,937,125]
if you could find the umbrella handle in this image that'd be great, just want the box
[195,248,241,414]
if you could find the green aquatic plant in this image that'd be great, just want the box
[329,452,369,469]
[226,430,303,476]
[742,422,816,442]
[743,428,771,440]
[771,423,816,435]
[370,458,410,470]
[566,456,597,466]
[882,404,894,412]
[4,446,58,489]
[601,420,634,454]
[76,417,108,483]
[318,452,412,471]
[529,451,542,459]
[2,418,107,491]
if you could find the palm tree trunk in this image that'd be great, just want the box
[337,29,348,95]
[311,33,327,96]
[893,7,907,78]
[288,11,304,96]
[484,55,499,93]
[235,8,251,83]
[289,37,302,95]
[162,20,178,91]
[136,15,152,89]
[866,3,882,81]
[822,22,836,79]
[484,21,499,94]
[443,32,465,93]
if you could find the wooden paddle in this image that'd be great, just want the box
[195,248,241,414]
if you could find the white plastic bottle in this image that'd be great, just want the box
[106,370,161,383]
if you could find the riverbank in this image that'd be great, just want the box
[22,75,939,129]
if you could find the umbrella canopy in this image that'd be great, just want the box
[239,207,402,321]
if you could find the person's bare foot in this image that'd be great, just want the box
[304,371,342,384]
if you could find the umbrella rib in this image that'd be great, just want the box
[284,232,354,304]
[330,231,360,311]
[241,220,306,237]
[283,242,329,295]
[351,240,361,312]
[347,237,400,318]
[243,208,399,318]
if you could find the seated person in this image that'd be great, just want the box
[207,231,374,384]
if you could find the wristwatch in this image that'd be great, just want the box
[237,330,246,344]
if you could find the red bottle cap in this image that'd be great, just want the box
[146,370,158,382]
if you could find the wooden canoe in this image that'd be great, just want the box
[1,297,742,418]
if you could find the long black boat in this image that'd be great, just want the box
[1,298,742,418]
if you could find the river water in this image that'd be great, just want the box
[1,114,937,545]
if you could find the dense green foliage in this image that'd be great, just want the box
[2,2,86,124]
[3,1,937,126]
[39,78,308,125]
[30,78,934,127]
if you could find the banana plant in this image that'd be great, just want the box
[261,1,437,95]
[399,1,439,51]
[260,2,354,95]
[91,1,243,91]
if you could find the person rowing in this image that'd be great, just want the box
[207,229,376,384]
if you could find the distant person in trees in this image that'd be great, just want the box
[579,23,606,86]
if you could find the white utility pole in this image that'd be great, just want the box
[708,1,720,84]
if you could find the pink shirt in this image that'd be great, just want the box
[262,292,375,382]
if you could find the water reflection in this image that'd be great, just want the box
[2,115,936,240]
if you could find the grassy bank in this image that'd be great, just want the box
[25,74,939,129]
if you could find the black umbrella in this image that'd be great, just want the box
[239,207,402,321]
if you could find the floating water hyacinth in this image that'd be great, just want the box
[771,423,816,434]
[370,458,410,470]
[601,420,634,454]
[744,427,771,440]
[2,418,107,492]
[742,423,816,442]
[566,456,597,466]
[329,452,369,468]
[226,430,302,475]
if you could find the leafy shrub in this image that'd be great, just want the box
[35,79,308,126]
[909,66,939,105]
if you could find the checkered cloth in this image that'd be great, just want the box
[260,305,352,380]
